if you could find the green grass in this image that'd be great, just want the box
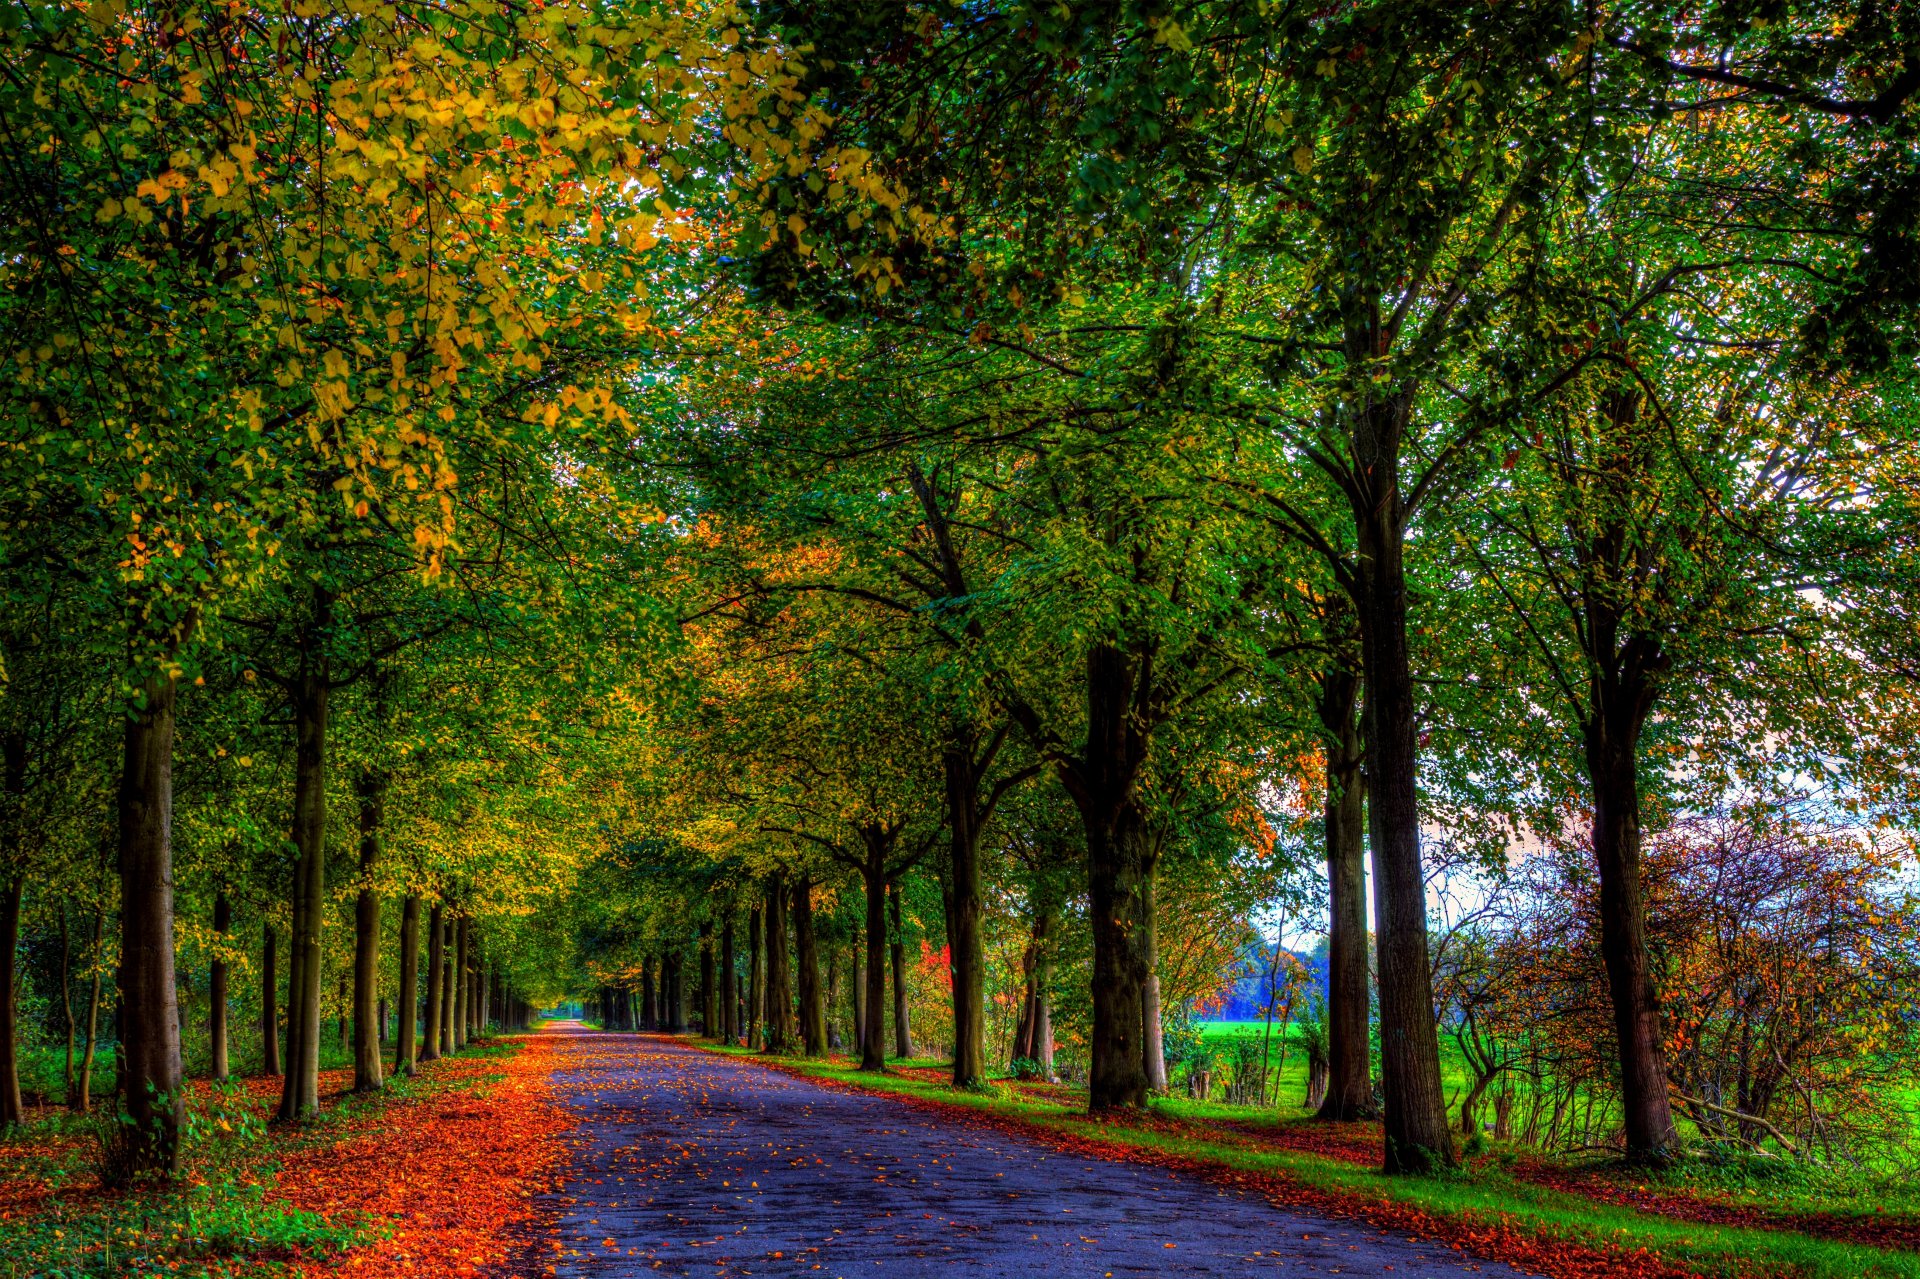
[693,1041,1920,1279]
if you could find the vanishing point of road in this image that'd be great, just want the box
[529,1026,1523,1278]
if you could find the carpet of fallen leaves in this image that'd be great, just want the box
[274,1036,575,1277]
[725,1050,1711,1279]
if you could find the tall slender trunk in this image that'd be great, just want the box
[887,879,913,1060]
[852,949,867,1055]
[860,854,887,1070]
[1140,869,1167,1092]
[763,876,793,1052]
[452,916,469,1051]
[1352,449,1454,1171]
[261,923,280,1076]
[720,912,737,1043]
[210,890,230,1083]
[700,921,717,1037]
[60,903,75,1103]
[77,904,105,1108]
[336,973,348,1051]
[351,770,387,1092]
[1031,916,1055,1078]
[395,896,420,1075]
[1316,662,1374,1120]
[421,904,444,1063]
[0,876,22,1126]
[942,745,990,1088]
[117,673,184,1173]
[278,653,330,1123]
[746,907,761,1049]
[1587,704,1678,1162]
[825,948,841,1050]
[792,877,825,1055]
[1,729,25,1126]
[439,910,456,1053]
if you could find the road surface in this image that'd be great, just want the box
[531,1027,1523,1278]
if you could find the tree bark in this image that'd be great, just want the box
[942,745,990,1088]
[1051,643,1155,1111]
[1316,662,1374,1121]
[763,876,794,1052]
[421,903,444,1063]
[351,770,386,1092]
[1587,707,1679,1163]
[700,921,717,1037]
[439,910,456,1052]
[1353,459,1455,1171]
[1140,870,1167,1093]
[395,896,420,1075]
[720,912,737,1043]
[261,923,280,1076]
[746,907,761,1049]
[792,877,825,1055]
[78,904,105,1108]
[278,655,329,1123]
[887,879,913,1060]
[0,876,22,1125]
[117,672,184,1174]
[453,915,469,1051]
[210,890,230,1083]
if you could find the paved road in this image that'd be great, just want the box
[533,1028,1524,1278]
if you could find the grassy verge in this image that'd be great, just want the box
[690,1041,1919,1279]
[0,1039,519,1278]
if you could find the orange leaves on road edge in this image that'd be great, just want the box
[275,1037,574,1278]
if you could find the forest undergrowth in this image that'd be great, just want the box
[0,1036,568,1279]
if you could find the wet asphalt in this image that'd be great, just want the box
[532,1027,1526,1278]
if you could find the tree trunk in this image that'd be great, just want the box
[1587,710,1679,1163]
[352,770,387,1092]
[720,912,737,1043]
[792,877,825,1055]
[1316,662,1374,1120]
[852,950,867,1055]
[1055,643,1155,1111]
[1077,797,1150,1110]
[763,877,793,1052]
[421,904,444,1063]
[746,907,761,1049]
[210,890,230,1083]
[700,921,717,1037]
[117,673,184,1173]
[439,911,456,1053]
[942,745,989,1089]
[261,923,280,1076]
[453,916,469,1051]
[278,658,329,1123]
[887,879,913,1060]
[825,948,842,1050]
[0,876,22,1125]
[77,904,105,1108]
[1353,473,1455,1171]
[395,896,420,1075]
[1140,870,1167,1093]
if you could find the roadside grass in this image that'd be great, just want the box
[0,1038,517,1279]
[691,1039,1920,1279]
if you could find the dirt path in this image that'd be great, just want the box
[532,1026,1527,1277]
